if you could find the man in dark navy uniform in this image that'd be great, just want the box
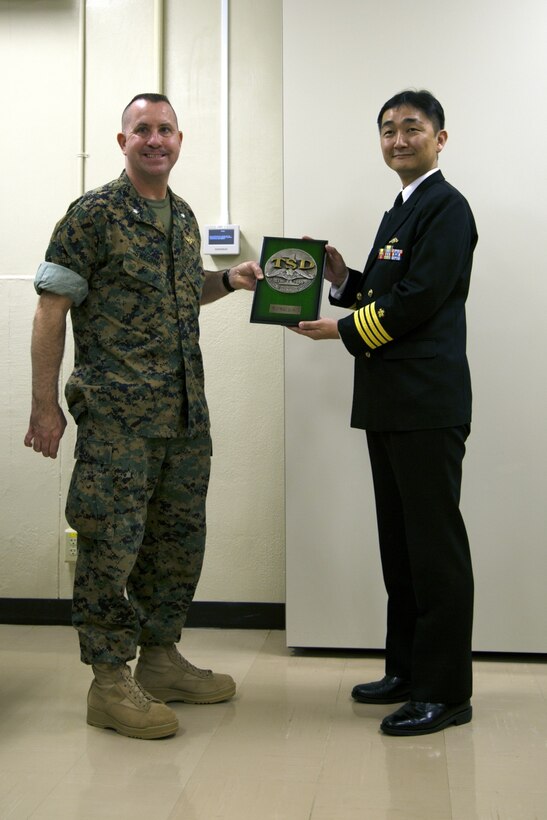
[292,90,477,736]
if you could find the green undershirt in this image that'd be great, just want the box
[144,195,172,237]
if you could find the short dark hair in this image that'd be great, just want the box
[121,93,178,130]
[377,90,445,133]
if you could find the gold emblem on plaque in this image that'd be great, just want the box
[264,248,318,294]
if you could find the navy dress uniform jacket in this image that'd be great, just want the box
[331,171,478,432]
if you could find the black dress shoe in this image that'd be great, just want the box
[352,675,411,704]
[381,700,472,736]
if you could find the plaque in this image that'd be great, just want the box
[250,236,327,326]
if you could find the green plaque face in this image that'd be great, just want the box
[250,236,328,326]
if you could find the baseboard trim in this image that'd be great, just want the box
[0,599,285,630]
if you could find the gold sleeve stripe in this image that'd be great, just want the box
[366,304,393,344]
[353,302,393,349]
[354,310,378,348]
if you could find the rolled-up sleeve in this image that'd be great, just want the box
[34,261,88,306]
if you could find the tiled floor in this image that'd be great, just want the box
[0,626,546,819]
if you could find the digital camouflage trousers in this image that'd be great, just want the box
[66,419,212,665]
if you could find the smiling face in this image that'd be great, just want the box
[379,104,447,187]
[117,99,183,196]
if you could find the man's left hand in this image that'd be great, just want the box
[289,318,340,340]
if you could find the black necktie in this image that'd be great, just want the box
[381,192,404,231]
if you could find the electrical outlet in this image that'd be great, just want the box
[64,528,78,563]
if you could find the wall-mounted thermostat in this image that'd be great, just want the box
[204,224,240,256]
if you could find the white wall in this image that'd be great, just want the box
[284,0,547,650]
[2,0,546,649]
[0,0,284,604]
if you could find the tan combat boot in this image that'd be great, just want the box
[87,662,179,739]
[135,644,236,704]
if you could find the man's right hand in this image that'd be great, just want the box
[24,403,67,459]
[303,236,348,287]
[324,244,349,287]
[24,291,72,459]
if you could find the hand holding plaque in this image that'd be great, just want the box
[250,237,327,326]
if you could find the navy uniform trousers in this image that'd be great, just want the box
[366,424,473,704]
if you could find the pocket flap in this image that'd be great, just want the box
[74,437,112,464]
[382,339,437,360]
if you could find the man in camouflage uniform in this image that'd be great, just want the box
[24,93,263,740]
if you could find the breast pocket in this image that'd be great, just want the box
[122,251,166,293]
